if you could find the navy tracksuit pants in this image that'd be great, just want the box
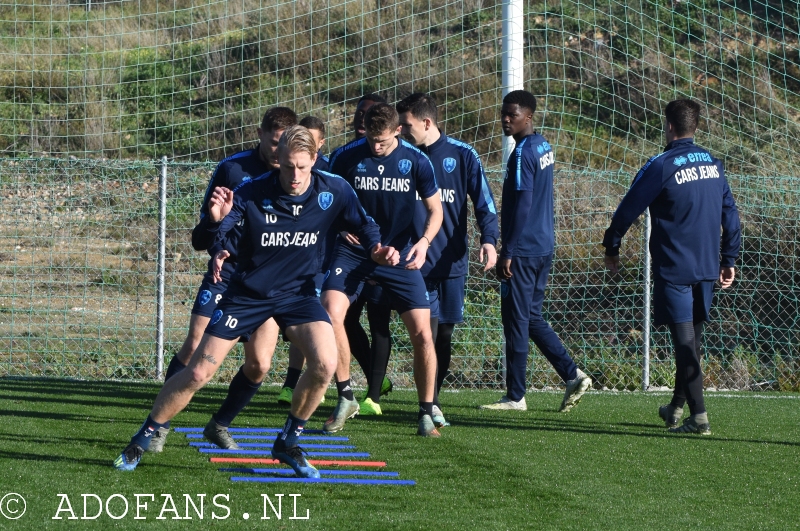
[501,254,577,401]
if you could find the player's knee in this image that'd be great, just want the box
[407,326,433,350]
[187,365,214,389]
[243,358,270,381]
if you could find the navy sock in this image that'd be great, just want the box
[418,402,434,420]
[164,354,187,381]
[283,367,302,390]
[130,414,169,450]
[274,413,308,449]
[336,379,355,401]
[213,367,262,427]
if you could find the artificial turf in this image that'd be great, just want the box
[0,378,798,530]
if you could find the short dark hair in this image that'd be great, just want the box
[261,107,298,132]
[364,103,399,137]
[396,93,438,124]
[299,116,325,138]
[358,93,387,105]
[502,90,537,114]
[664,99,701,137]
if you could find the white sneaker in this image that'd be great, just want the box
[559,369,592,412]
[479,395,527,411]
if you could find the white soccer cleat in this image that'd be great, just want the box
[479,395,527,411]
[559,369,592,412]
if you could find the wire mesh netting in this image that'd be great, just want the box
[0,159,797,390]
[0,0,798,389]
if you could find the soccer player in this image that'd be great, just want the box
[114,126,397,477]
[278,95,392,405]
[299,116,329,172]
[481,90,592,412]
[356,93,498,425]
[151,107,297,452]
[322,102,444,436]
[603,99,740,434]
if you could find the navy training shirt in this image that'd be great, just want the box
[192,147,271,275]
[500,133,556,258]
[312,151,330,172]
[413,134,498,278]
[329,137,439,260]
[602,138,741,284]
[193,169,381,299]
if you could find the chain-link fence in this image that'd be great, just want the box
[1,157,796,390]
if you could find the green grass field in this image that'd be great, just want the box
[0,378,798,530]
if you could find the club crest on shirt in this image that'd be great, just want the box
[673,156,688,167]
[210,309,223,325]
[197,289,213,306]
[398,159,412,175]
[318,191,334,210]
[260,198,273,210]
[443,157,457,173]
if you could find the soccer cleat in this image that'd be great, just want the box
[277,386,293,406]
[669,415,711,435]
[479,395,527,411]
[431,404,450,427]
[203,418,240,449]
[146,427,169,453]
[359,397,383,416]
[271,445,321,479]
[323,396,360,433]
[559,369,592,412]
[113,443,143,471]
[417,414,441,437]
[658,404,684,429]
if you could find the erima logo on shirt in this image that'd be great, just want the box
[210,309,223,325]
[673,156,688,167]
[536,141,552,154]
[198,289,213,306]
[357,163,367,172]
[261,198,273,210]
[318,191,334,210]
[443,157,457,173]
[398,159,412,175]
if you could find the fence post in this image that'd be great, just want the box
[642,208,652,390]
[156,156,168,379]
[501,0,524,164]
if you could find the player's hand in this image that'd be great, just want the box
[371,243,399,266]
[405,238,430,270]
[340,231,361,245]
[212,250,230,283]
[496,257,512,280]
[208,187,233,222]
[604,255,620,275]
[479,243,498,272]
[719,266,735,289]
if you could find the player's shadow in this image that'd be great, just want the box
[0,449,191,469]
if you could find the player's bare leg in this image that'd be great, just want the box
[272,320,338,478]
[400,307,440,436]
[204,318,280,448]
[321,290,360,432]
[278,343,309,406]
[151,334,239,423]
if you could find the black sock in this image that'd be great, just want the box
[130,414,169,450]
[283,367,302,390]
[213,366,262,427]
[336,379,355,401]
[669,322,706,415]
[367,301,392,402]
[434,322,455,405]
[418,401,434,420]
[344,297,372,378]
[274,413,308,449]
[164,354,186,381]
